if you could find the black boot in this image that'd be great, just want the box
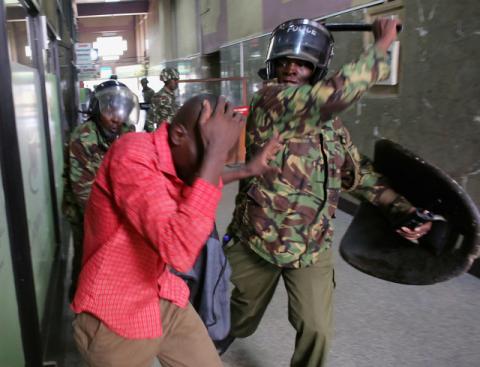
[214,335,236,356]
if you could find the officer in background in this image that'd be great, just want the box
[144,67,180,132]
[220,18,430,366]
[63,80,138,301]
[140,77,155,104]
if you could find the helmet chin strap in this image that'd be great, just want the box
[310,67,328,84]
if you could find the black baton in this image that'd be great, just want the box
[324,23,403,33]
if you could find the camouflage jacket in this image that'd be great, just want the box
[142,86,155,104]
[144,87,178,132]
[62,120,132,225]
[227,46,412,268]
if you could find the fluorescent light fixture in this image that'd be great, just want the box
[90,49,99,61]
[102,55,120,61]
[93,36,128,58]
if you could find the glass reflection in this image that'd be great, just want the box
[6,0,33,67]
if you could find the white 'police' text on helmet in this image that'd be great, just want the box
[265,18,334,83]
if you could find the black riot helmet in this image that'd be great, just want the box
[265,18,334,83]
[88,80,139,127]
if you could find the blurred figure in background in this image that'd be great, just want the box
[63,80,138,301]
[140,77,155,104]
[145,67,180,132]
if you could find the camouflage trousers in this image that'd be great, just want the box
[225,240,335,367]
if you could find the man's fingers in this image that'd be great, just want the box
[232,112,245,124]
[264,138,282,157]
[224,101,235,118]
[213,96,227,117]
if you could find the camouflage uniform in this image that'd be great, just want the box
[142,86,155,104]
[228,46,412,267]
[225,46,412,367]
[62,120,132,300]
[144,87,178,132]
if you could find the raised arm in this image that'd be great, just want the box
[313,18,400,116]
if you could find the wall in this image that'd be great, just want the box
[174,0,198,57]
[147,0,480,207]
[328,1,480,207]
[77,15,138,69]
[147,0,175,69]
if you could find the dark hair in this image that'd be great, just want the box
[171,94,218,131]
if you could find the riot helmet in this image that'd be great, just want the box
[265,18,334,83]
[160,67,180,82]
[89,80,139,131]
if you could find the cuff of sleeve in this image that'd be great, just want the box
[371,45,391,81]
[386,195,414,226]
[372,45,388,61]
[182,178,222,218]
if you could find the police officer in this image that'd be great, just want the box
[221,18,430,366]
[140,77,155,104]
[63,80,138,301]
[144,67,180,132]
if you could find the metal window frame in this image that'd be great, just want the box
[28,14,62,246]
[0,1,43,366]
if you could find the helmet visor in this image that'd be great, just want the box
[96,86,139,126]
[266,21,333,68]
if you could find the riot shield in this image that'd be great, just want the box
[339,139,480,285]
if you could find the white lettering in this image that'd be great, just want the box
[286,25,317,35]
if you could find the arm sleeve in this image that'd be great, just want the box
[144,103,157,132]
[107,146,222,273]
[314,46,390,117]
[349,153,414,224]
[69,140,97,210]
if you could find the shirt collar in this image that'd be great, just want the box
[153,123,177,177]
[162,86,175,97]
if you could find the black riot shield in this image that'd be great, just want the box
[339,139,480,285]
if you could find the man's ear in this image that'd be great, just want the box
[169,123,187,146]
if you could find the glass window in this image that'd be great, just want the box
[243,35,270,99]
[6,0,34,68]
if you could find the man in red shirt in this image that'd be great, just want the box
[71,94,278,366]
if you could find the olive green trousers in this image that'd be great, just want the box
[225,241,335,367]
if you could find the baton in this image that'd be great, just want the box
[324,23,403,33]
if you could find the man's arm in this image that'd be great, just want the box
[109,153,222,273]
[221,132,282,185]
[319,18,398,113]
[108,97,245,272]
[347,153,431,241]
[69,139,98,210]
[278,18,399,122]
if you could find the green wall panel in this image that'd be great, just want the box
[0,169,25,367]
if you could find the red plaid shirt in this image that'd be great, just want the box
[71,124,222,339]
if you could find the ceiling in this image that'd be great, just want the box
[76,0,149,17]
[76,0,148,3]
